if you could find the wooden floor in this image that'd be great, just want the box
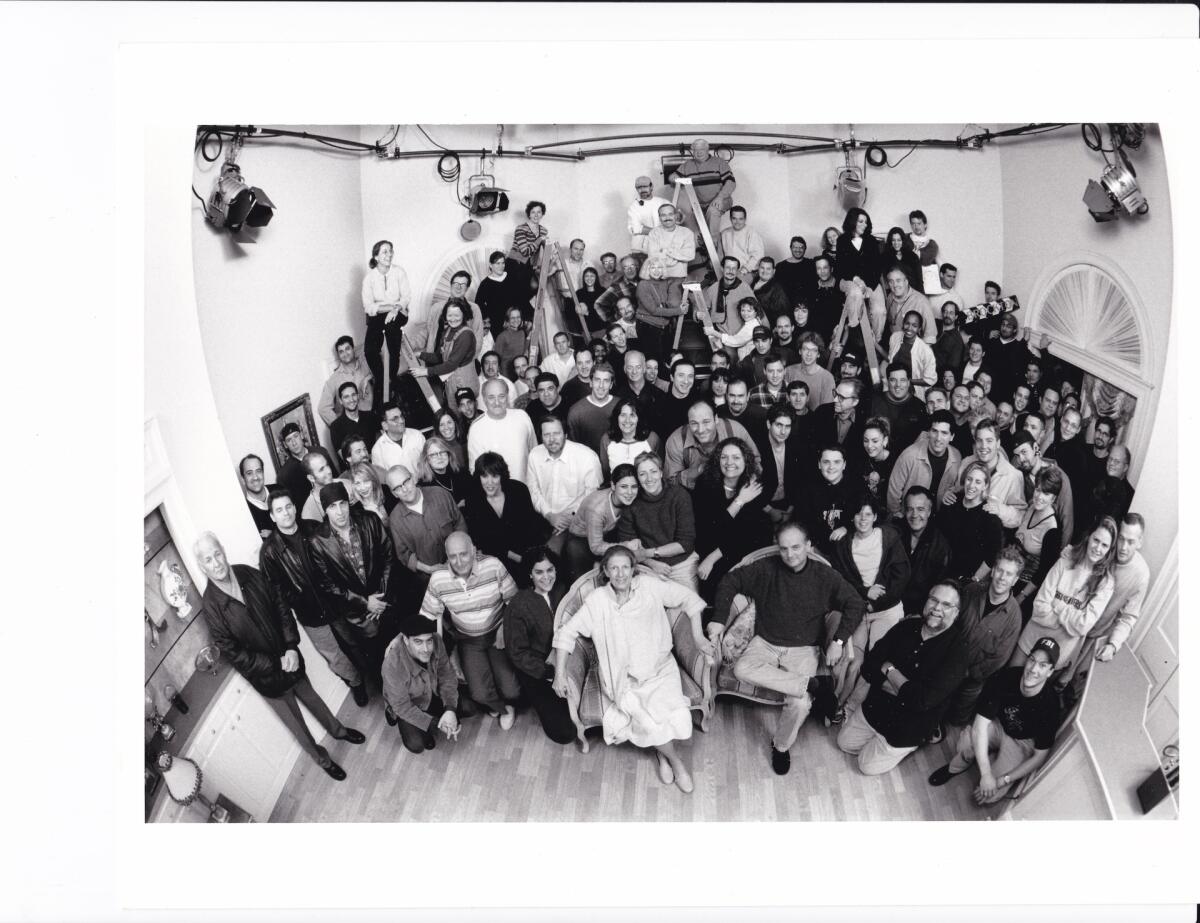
[269,691,992,823]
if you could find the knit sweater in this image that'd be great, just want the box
[618,483,696,565]
[713,556,866,647]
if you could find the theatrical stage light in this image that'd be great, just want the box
[467,187,510,216]
[206,160,275,231]
[1081,124,1149,224]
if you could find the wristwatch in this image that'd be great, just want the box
[883,664,894,676]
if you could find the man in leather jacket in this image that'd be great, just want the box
[259,489,371,707]
[306,482,396,682]
[195,531,365,782]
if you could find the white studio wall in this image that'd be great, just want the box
[191,127,366,477]
[357,123,1003,330]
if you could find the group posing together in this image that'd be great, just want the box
[209,139,1150,806]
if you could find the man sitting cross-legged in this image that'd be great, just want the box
[710,520,866,775]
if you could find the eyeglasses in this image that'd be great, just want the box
[390,479,413,493]
[428,450,450,459]
[926,597,959,612]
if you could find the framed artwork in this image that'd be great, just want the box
[261,393,319,477]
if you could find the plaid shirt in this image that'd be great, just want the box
[419,555,518,637]
[748,383,786,408]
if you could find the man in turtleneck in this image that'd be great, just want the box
[196,530,365,782]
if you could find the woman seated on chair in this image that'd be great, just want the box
[552,545,714,793]
[829,495,912,719]
[693,436,772,598]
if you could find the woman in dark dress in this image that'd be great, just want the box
[571,266,605,343]
[833,208,885,353]
[693,437,772,598]
[463,452,550,586]
[937,460,1004,582]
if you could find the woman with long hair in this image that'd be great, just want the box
[349,461,394,521]
[360,239,411,403]
[821,226,840,263]
[415,435,471,508]
[1011,466,1063,624]
[880,225,923,293]
[938,461,1004,582]
[463,452,549,585]
[705,366,732,407]
[552,544,714,793]
[829,495,911,716]
[1011,516,1117,672]
[598,398,662,483]
[693,436,771,596]
[617,452,700,592]
[858,417,895,507]
[833,208,886,350]
[703,296,768,360]
[414,298,478,404]
[432,409,468,470]
[571,265,605,343]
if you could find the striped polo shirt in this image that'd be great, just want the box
[418,555,518,637]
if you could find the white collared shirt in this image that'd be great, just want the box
[526,440,603,518]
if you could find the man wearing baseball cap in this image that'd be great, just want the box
[927,636,1063,805]
[738,325,778,386]
[381,610,468,754]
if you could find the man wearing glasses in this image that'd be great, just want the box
[837,580,969,776]
[385,464,465,587]
[626,175,670,261]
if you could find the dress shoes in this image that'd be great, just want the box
[319,759,347,782]
[334,727,366,744]
[350,684,369,707]
[771,747,791,775]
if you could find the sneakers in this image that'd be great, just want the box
[498,706,516,731]
[771,747,791,775]
[928,763,963,787]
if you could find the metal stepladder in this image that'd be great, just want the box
[528,240,588,367]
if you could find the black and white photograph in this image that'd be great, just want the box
[141,117,1180,827]
[6,5,1198,921]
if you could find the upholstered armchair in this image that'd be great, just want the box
[552,565,714,753]
[709,545,840,707]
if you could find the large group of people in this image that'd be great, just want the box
[208,138,1151,808]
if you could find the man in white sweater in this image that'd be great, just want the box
[641,205,696,280]
[720,206,765,283]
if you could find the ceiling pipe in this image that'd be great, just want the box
[526,129,841,151]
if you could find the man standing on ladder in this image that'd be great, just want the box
[671,139,735,269]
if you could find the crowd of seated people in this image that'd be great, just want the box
[210,138,1152,806]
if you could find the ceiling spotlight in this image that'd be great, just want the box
[835,163,866,210]
[206,153,275,232]
[1083,150,1148,223]
[463,172,509,216]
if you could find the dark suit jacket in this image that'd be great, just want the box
[754,431,810,510]
[259,521,330,628]
[809,404,868,469]
[307,507,395,625]
[201,564,304,698]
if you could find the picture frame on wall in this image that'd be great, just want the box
[260,393,320,476]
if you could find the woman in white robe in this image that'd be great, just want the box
[552,546,713,793]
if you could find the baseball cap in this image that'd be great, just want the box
[454,388,476,402]
[752,325,772,340]
[841,351,862,366]
[1030,637,1061,667]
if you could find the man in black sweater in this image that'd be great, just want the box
[795,444,862,556]
[711,521,866,775]
[837,579,969,775]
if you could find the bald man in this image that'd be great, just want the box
[418,531,521,730]
[195,531,364,782]
[671,138,736,256]
[627,175,671,257]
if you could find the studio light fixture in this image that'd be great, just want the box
[464,173,509,216]
[1082,124,1149,223]
[835,131,866,210]
[205,137,275,232]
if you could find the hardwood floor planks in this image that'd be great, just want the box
[266,696,991,823]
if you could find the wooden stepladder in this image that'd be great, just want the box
[670,177,723,283]
[529,241,588,367]
[398,333,442,412]
[827,287,882,387]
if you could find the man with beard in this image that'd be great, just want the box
[1009,431,1075,543]
[837,580,969,775]
[774,236,816,307]
[238,453,276,538]
[871,365,928,453]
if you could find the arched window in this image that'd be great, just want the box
[1026,253,1157,482]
